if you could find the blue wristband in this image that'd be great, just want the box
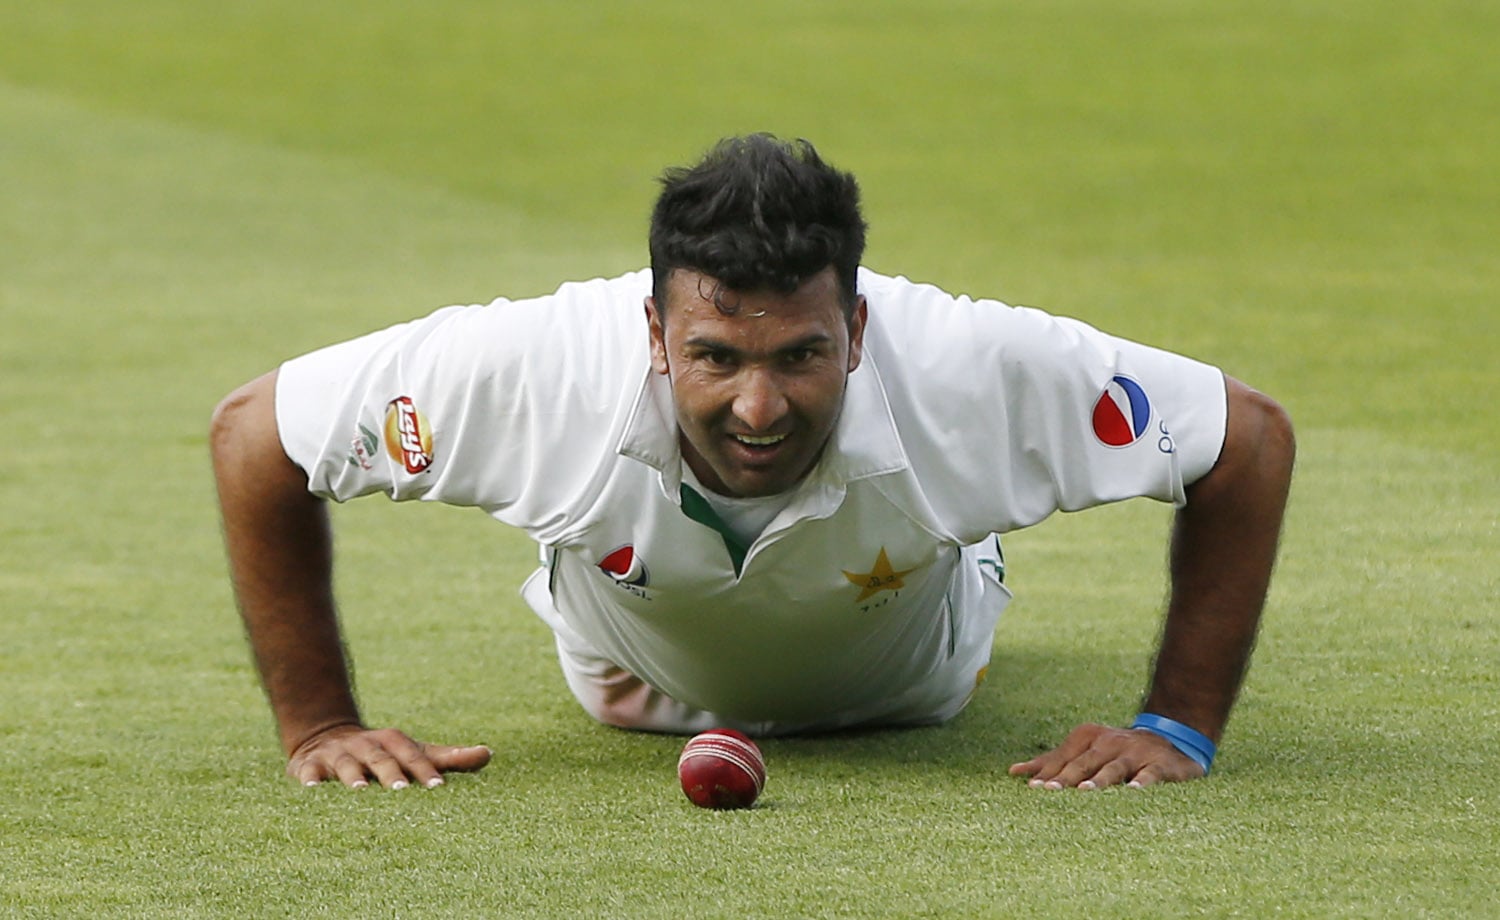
[1131,713,1217,775]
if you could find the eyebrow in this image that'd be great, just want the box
[682,333,834,357]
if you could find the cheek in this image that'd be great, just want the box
[795,368,849,419]
[774,376,846,435]
[669,370,725,425]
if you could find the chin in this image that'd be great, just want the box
[725,471,797,498]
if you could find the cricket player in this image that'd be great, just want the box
[211,134,1295,791]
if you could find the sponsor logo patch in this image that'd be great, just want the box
[1091,375,1152,448]
[383,397,434,474]
[346,423,379,470]
[598,545,650,588]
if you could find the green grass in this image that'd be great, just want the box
[2,1,1497,916]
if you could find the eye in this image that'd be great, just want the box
[783,348,816,365]
[703,349,737,367]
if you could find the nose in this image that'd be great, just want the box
[732,367,789,432]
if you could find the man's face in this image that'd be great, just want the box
[647,267,867,498]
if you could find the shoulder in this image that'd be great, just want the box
[858,269,1116,378]
[358,270,653,383]
[451,269,651,339]
[525,269,653,310]
[276,269,654,439]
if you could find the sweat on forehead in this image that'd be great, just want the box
[657,267,858,325]
[691,273,769,317]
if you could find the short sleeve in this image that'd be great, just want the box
[858,272,1227,538]
[273,272,652,538]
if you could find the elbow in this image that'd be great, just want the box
[1249,387,1296,474]
[209,387,248,457]
[209,370,283,472]
[211,381,261,465]
[1193,377,1296,501]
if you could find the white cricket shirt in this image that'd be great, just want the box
[276,269,1227,724]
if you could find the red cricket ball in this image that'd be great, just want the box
[677,728,767,809]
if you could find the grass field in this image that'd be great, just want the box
[2,1,1497,916]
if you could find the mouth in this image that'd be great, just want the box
[724,431,793,468]
[731,433,788,448]
[700,429,812,495]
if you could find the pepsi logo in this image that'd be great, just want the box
[1091,376,1152,448]
[598,545,649,587]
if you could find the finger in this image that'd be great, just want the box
[288,729,492,789]
[401,744,494,789]
[331,751,374,789]
[1078,757,1135,790]
[1039,749,1115,789]
[366,731,438,789]
[1013,750,1080,786]
[1008,760,1039,777]
[1010,724,1109,780]
[1038,731,1141,789]
[1127,762,1167,788]
[359,743,418,790]
[370,734,492,788]
[1012,756,1062,786]
[423,744,493,778]
[290,755,331,788]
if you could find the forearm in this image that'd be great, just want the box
[211,371,362,755]
[224,485,361,755]
[1143,378,1295,740]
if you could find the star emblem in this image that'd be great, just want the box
[843,548,917,603]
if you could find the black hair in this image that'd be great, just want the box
[648,134,867,316]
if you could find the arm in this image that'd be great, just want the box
[210,370,491,787]
[1010,374,1295,788]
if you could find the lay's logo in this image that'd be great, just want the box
[1091,376,1152,448]
[383,396,434,474]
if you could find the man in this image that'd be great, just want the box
[211,134,1294,791]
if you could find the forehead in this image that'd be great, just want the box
[659,268,846,338]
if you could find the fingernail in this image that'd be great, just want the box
[303,780,319,787]
[351,780,369,789]
[426,777,444,788]
[1079,780,1097,790]
[1043,780,1063,790]
[1028,778,1044,788]
[391,780,409,790]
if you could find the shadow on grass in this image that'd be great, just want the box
[764,646,1131,774]
[507,645,1143,786]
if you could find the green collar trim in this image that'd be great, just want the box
[679,484,750,576]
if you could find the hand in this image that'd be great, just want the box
[287,724,493,789]
[1008,722,1206,790]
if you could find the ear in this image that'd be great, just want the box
[645,297,670,375]
[846,296,869,373]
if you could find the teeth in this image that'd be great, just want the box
[734,434,786,446]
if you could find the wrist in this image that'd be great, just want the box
[1131,713,1217,774]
